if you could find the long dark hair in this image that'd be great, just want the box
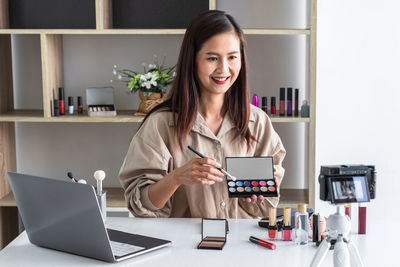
[142,10,254,150]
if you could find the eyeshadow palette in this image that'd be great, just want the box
[225,157,278,198]
[198,219,227,250]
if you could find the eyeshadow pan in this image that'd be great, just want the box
[236,181,244,187]
[199,241,224,248]
[259,181,267,186]
[268,186,276,192]
[267,181,275,186]
[252,186,260,192]
[229,187,236,193]
[237,187,244,192]
[251,181,259,186]
[260,186,268,192]
[243,181,251,187]
[228,181,236,187]
[245,187,252,192]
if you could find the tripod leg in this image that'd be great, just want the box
[347,239,364,267]
[334,235,350,267]
[310,238,330,267]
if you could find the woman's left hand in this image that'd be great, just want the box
[242,194,264,204]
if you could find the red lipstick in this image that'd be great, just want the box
[249,236,276,250]
[268,207,277,240]
[211,76,230,84]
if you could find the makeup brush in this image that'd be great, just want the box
[187,146,236,181]
[67,172,87,184]
[94,170,106,195]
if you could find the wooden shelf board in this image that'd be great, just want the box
[0,188,307,208]
[0,28,310,35]
[0,110,309,123]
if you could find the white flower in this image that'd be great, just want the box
[172,71,176,77]
[112,69,117,75]
[139,72,158,89]
[148,64,156,69]
[113,65,117,68]
[110,79,114,83]
[118,74,122,80]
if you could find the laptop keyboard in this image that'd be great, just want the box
[110,241,145,257]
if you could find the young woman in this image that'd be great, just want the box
[119,10,286,218]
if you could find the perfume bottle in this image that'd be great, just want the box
[301,100,310,117]
[295,204,310,245]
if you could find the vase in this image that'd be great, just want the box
[134,91,167,116]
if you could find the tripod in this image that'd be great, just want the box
[310,205,364,267]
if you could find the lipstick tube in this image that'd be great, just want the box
[77,96,83,114]
[294,88,299,116]
[268,207,277,240]
[59,87,65,115]
[358,203,367,234]
[312,214,320,242]
[287,88,292,116]
[252,94,258,107]
[279,88,285,116]
[249,236,276,250]
[271,97,276,116]
[261,97,268,114]
[282,207,292,241]
[345,204,351,218]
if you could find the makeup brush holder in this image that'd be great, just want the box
[97,191,107,222]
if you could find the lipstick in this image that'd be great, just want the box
[271,97,276,116]
[268,207,277,240]
[312,214,320,242]
[287,88,292,116]
[345,204,351,218]
[279,87,285,116]
[282,207,292,241]
[358,203,367,234]
[294,88,299,116]
[59,87,65,115]
[252,94,259,107]
[77,96,83,114]
[249,236,276,250]
[261,97,268,113]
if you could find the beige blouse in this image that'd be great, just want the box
[119,105,286,219]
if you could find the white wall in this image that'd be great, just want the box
[316,0,400,221]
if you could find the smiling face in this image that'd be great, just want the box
[195,31,242,97]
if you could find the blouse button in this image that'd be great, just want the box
[221,201,226,207]
[215,140,219,144]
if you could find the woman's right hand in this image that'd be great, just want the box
[169,157,225,186]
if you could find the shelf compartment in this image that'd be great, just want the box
[111,0,209,29]
[0,188,308,208]
[8,0,96,29]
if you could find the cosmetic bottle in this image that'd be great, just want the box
[295,204,310,245]
[301,100,310,117]
[287,88,292,116]
[68,97,74,115]
[268,207,277,240]
[261,97,268,114]
[312,214,320,242]
[358,203,367,234]
[53,100,60,117]
[252,94,258,107]
[294,88,299,116]
[270,97,276,116]
[282,208,292,241]
[77,96,83,114]
[279,88,285,116]
[59,87,65,115]
[345,204,351,218]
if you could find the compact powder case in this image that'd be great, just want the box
[198,218,227,250]
[225,157,278,198]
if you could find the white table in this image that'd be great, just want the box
[0,218,397,267]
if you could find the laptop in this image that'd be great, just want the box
[7,172,171,262]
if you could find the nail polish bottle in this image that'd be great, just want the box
[301,100,310,117]
[261,97,268,114]
[358,203,367,234]
[287,88,293,116]
[53,100,60,117]
[294,88,299,116]
[312,214,320,242]
[279,88,285,116]
[68,96,74,115]
[77,96,83,114]
[268,207,277,240]
[295,204,310,245]
[282,208,292,241]
[252,94,258,107]
[59,87,65,115]
[270,97,276,116]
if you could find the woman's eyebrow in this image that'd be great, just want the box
[205,51,240,56]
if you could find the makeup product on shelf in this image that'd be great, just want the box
[270,97,276,116]
[287,87,293,116]
[301,100,310,117]
[86,87,117,117]
[225,157,278,198]
[77,96,83,114]
[268,207,277,240]
[68,96,74,115]
[53,100,60,117]
[295,204,310,245]
[358,203,367,234]
[261,97,268,114]
[252,94,258,107]
[294,88,299,116]
[279,87,285,116]
[249,236,276,250]
[345,204,351,218]
[59,87,65,115]
[282,208,292,241]
[198,218,227,250]
[312,214,320,242]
